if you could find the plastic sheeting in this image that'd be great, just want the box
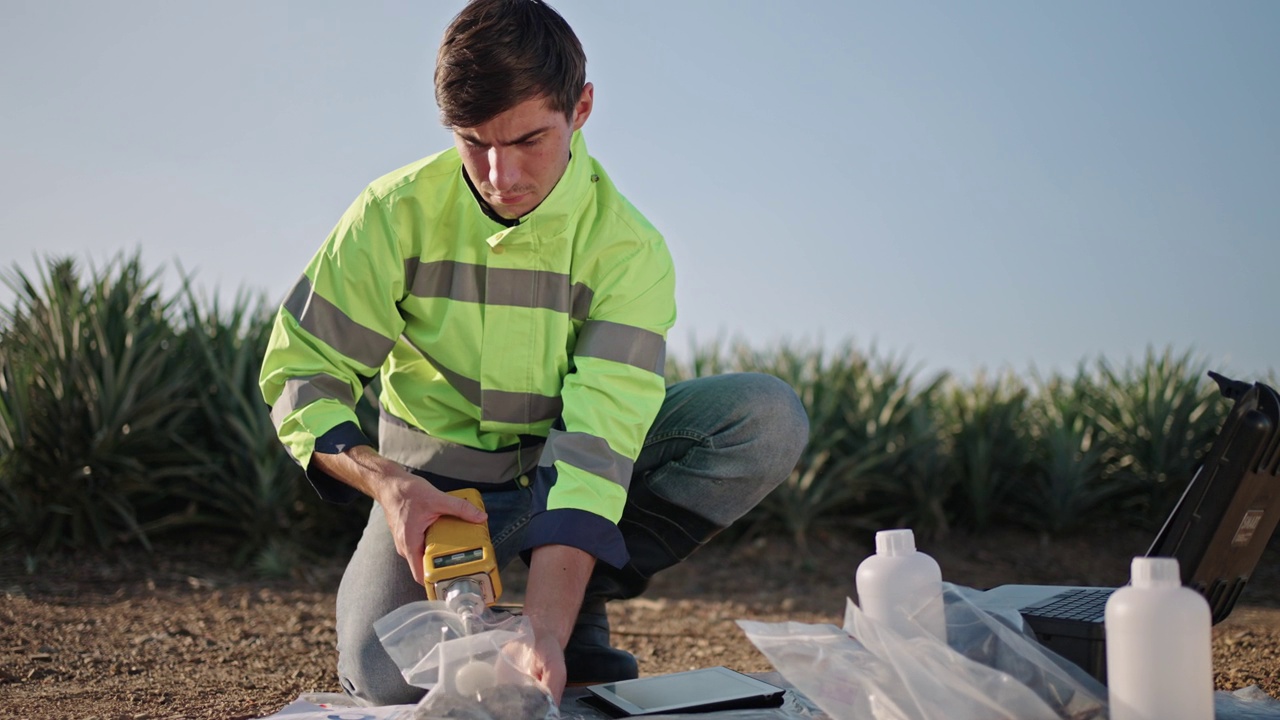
[358,589,1280,720]
[738,583,1280,720]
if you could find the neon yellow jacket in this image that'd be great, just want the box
[259,131,675,567]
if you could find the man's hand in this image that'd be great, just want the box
[310,446,486,585]
[523,631,568,701]
[375,470,487,585]
[523,544,595,704]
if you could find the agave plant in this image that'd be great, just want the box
[938,370,1033,532]
[1090,348,1227,525]
[854,378,953,540]
[1016,369,1115,535]
[0,254,202,556]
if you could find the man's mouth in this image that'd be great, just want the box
[492,193,528,205]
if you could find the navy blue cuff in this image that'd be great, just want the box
[520,508,630,569]
[304,421,372,504]
[315,421,372,455]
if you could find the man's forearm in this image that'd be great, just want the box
[310,445,407,503]
[525,544,596,648]
[311,446,487,585]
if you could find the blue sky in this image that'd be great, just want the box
[1,1,1276,380]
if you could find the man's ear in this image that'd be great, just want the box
[571,82,594,131]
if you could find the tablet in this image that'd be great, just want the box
[582,666,786,717]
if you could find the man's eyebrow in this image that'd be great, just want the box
[457,126,553,147]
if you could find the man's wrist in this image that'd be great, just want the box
[358,453,417,506]
[526,544,595,648]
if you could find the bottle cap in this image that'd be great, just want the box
[875,529,917,556]
[1131,556,1180,588]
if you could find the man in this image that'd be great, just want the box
[259,0,808,707]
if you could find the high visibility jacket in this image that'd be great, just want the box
[259,131,675,568]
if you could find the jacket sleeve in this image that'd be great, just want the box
[521,236,676,568]
[259,188,407,502]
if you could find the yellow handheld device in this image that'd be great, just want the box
[423,488,502,607]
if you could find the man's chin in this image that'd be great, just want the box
[496,202,540,220]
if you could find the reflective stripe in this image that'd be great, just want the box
[569,282,593,322]
[481,388,563,426]
[538,429,633,489]
[400,335,562,425]
[404,259,588,314]
[270,373,355,430]
[378,411,542,481]
[489,267,570,311]
[401,335,483,407]
[575,320,666,375]
[283,275,395,369]
[405,259,485,304]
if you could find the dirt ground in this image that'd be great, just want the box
[3,527,1279,720]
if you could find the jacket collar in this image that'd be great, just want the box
[524,129,592,239]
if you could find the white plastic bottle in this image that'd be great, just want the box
[1105,557,1213,720]
[855,528,947,642]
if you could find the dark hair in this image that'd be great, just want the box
[435,0,587,128]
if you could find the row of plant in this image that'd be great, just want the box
[667,341,1258,549]
[0,254,1272,574]
[0,254,372,575]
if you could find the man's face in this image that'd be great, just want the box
[452,84,594,220]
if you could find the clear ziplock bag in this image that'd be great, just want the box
[375,600,558,719]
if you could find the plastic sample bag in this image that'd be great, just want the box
[735,620,918,720]
[914,583,1107,718]
[374,600,558,720]
[738,582,1108,720]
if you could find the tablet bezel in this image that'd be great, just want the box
[583,666,785,716]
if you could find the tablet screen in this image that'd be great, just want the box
[587,666,784,716]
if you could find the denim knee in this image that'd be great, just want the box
[337,643,425,707]
[730,372,810,479]
[645,372,808,527]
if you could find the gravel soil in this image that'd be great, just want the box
[3,528,1279,719]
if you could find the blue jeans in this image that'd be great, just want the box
[334,372,809,706]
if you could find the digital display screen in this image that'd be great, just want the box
[433,547,483,569]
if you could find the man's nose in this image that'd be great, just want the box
[487,147,519,192]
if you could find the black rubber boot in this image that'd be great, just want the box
[564,598,639,685]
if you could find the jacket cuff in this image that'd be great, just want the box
[304,420,372,504]
[520,508,630,569]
